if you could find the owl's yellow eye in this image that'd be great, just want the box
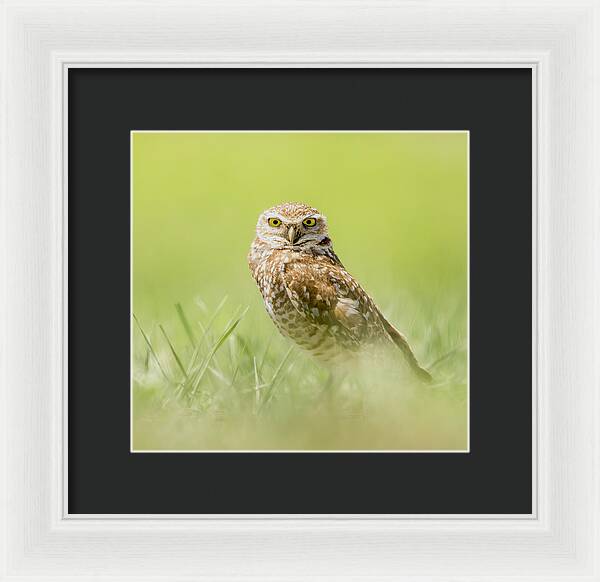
[302,217,317,227]
[268,217,282,227]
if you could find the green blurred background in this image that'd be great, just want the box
[133,132,467,320]
[132,132,468,451]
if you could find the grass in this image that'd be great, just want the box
[132,295,468,451]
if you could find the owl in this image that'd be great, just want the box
[248,202,432,382]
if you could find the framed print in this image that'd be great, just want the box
[2,1,599,581]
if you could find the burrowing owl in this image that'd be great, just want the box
[248,202,432,382]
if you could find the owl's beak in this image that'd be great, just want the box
[287,226,297,244]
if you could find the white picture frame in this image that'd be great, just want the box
[1,0,599,580]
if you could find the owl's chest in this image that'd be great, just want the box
[254,253,322,328]
[250,249,361,362]
[255,254,301,317]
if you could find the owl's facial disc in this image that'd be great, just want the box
[256,205,330,251]
[292,215,328,249]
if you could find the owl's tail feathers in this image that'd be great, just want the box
[383,321,433,384]
[411,362,434,384]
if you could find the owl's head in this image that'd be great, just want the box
[255,202,331,251]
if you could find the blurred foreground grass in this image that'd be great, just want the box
[132,132,468,451]
[132,296,467,451]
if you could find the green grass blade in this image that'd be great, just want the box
[204,295,229,336]
[133,314,171,383]
[195,296,208,314]
[259,346,294,410]
[159,324,187,379]
[211,306,249,375]
[229,365,240,388]
[253,356,261,387]
[207,365,228,383]
[175,302,197,347]
[184,297,230,375]
[428,345,466,370]
[253,356,261,410]
[188,307,249,399]
[257,331,276,376]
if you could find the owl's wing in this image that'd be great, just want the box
[281,257,378,345]
[282,256,433,382]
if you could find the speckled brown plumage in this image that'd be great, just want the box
[248,202,431,381]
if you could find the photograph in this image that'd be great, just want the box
[8,0,600,577]
[131,131,469,452]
